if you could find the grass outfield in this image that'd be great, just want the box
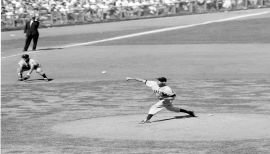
[1,9,270,154]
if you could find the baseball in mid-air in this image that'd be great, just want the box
[101,71,107,74]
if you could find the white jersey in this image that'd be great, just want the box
[18,59,40,68]
[145,80,176,100]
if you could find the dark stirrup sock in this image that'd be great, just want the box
[42,74,47,78]
[146,114,153,121]
[179,109,190,114]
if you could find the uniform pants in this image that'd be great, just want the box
[148,99,180,115]
[18,65,44,76]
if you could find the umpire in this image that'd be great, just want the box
[23,15,40,51]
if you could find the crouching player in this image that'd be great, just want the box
[17,54,49,81]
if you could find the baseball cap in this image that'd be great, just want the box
[156,77,167,82]
[22,54,29,59]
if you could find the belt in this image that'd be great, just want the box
[159,94,176,100]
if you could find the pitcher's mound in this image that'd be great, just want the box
[52,113,270,141]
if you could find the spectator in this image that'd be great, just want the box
[89,1,99,17]
[129,0,143,16]
[163,0,176,14]
[97,1,109,19]
[223,0,232,9]
[1,6,7,15]
[148,0,159,14]
[23,15,40,51]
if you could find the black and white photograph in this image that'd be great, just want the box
[1,0,270,153]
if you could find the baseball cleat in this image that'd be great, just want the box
[188,111,196,117]
[139,119,151,124]
[18,78,24,81]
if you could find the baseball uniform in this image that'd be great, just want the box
[18,58,44,75]
[145,80,180,115]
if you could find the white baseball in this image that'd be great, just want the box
[101,71,106,74]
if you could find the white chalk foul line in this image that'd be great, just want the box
[60,11,269,48]
[2,11,269,59]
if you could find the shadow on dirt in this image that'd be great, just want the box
[152,115,196,123]
[23,78,54,83]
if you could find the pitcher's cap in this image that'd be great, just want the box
[156,77,167,82]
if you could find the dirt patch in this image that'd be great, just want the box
[52,113,270,141]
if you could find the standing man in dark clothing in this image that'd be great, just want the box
[23,16,40,51]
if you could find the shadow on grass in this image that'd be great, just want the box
[38,47,63,51]
[152,115,196,123]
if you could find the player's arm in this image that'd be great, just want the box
[17,64,24,79]
[26,64,34,78]
[126,77,147,83]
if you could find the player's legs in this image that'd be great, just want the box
[36,67,44,75]
[164,100,181,112]
[179,108,196,117]
[148,100,164,115]
[141,100,164,123]
[17,66,30,80]
[164,99,196,117]
[36,67,48,80]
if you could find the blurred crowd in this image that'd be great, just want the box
[2,0,183,17]
[1,0,267,27]
[1,0,192,27]
[1,0,245,17]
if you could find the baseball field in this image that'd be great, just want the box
[2,8,270,154]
